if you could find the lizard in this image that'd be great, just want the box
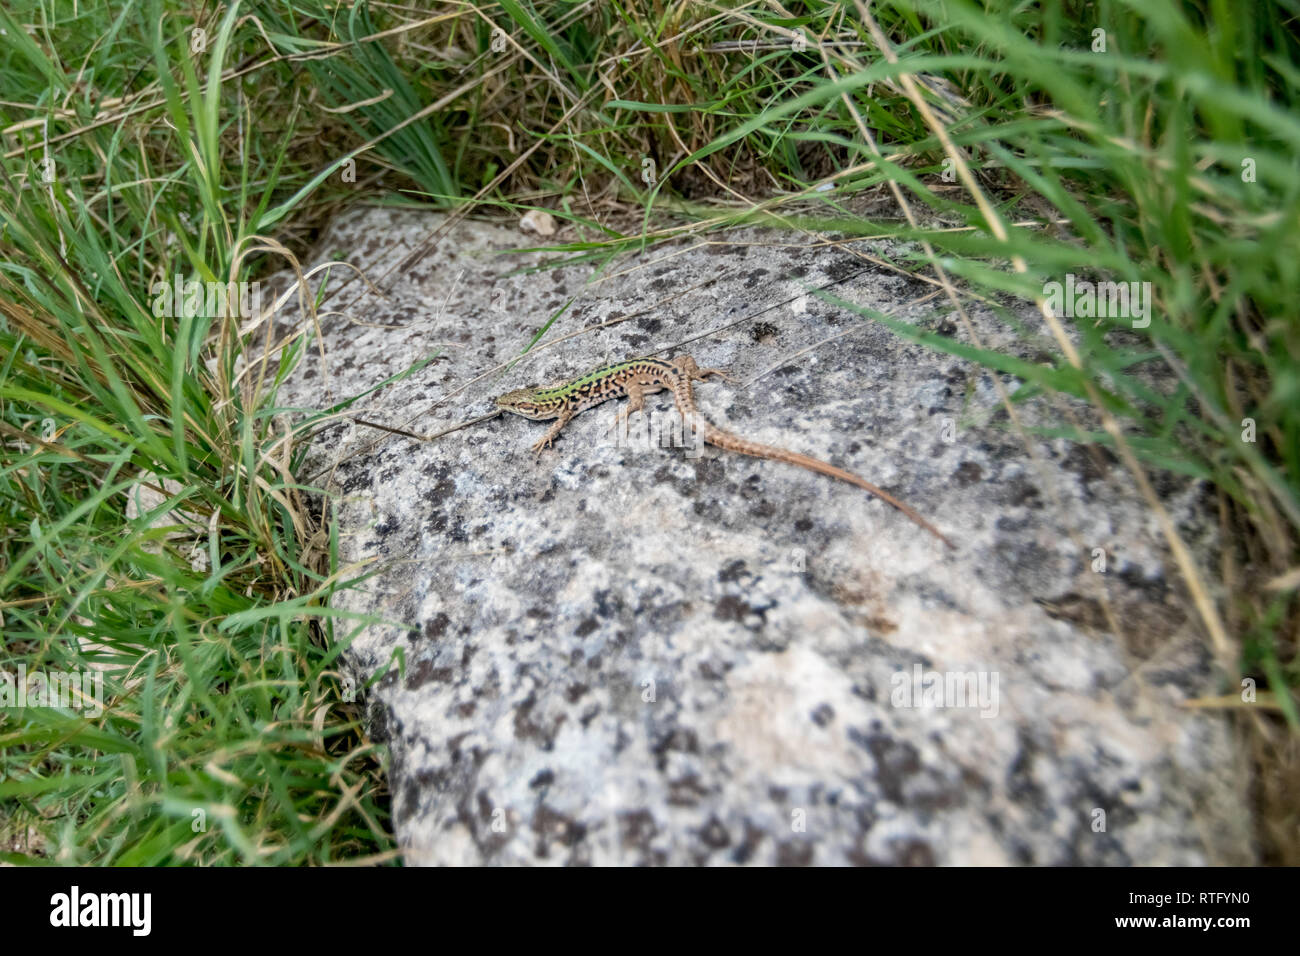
[494,355,953,548]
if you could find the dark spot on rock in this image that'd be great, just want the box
[1062,443,1118,496]
[668,773,709,806]
[1151,468,1184,499]
[863,733,921,804]
[731,820,765,863]
[1007,730,1046,807]
[529,769,555,789]
[406,658,454,690]
[995,513,1031,533]
[713,594,748,622]
[895,839,937,866]
[618,809,665,864]
[1036,592,1108,631]
[811,703,835,727]
[593,589,623,618]
[1118,565,1168,600]
[718,559,749,584]
[744,268,770,288]
[399,776,420,826]
[652,728,700,766]
[697,659,727,680]
[713,593,774,627]
[961,766,991,796]
[698,816,731,850]
[1002,474,1043,508]
[424,613,451,639]
[954,460,983,485]
[823,258,857,281]
[728,244,749,257]
[420,473,457,503]
[337,466,368,497]
[368,699,390,742]
[531,804,586,857]
[513,693,563,749]
[475,790,495,823]
[751,321,779,343]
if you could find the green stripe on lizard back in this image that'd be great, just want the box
[532,358,672,401]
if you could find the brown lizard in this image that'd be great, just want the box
[495,355,953,548]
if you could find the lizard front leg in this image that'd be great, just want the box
[531,409,575,453]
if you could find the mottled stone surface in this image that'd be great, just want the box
[272,205,1252,865]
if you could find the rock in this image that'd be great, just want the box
[518,209,557,236]
[272,205,1252,865]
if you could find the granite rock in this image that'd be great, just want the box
[270,206,1251,865]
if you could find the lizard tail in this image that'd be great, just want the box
[694,418,954,549]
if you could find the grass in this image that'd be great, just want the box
[0,0,394,864]
[1,0,1296,863]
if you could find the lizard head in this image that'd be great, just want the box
[495,386,550,419]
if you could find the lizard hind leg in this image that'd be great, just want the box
[613,382,648,431]
[674,354,736,384]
